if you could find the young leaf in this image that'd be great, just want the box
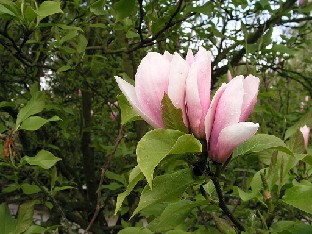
[16,91,46,128]
[131,169,194,217]
[20,116,61,131]
[137,129,201,188]
[21,183,41,195]
[161,93,188,133]
[23,150,61,169]
[148,200,205,232]
[232,134,292,158]
[283,183,312,214]
[117,94,141,124]
[34,1,63,18]
[0,203,17,234]
[15,202,35,234]
[115,166,143,214]
[118,227,153,234]
[113,0,136,20]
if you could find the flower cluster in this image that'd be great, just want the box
[115,48,260,163]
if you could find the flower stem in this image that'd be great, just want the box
[210,163,246,232]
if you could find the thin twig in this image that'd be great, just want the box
[84,125,124,233]
[210,164,246,232]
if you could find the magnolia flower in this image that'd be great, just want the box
[205,75,260,163]
[300,125,310,152]
[115,48,260,163]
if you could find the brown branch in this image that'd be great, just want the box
[210,164,246,232]
[86,0,195,54]
[84,125,124,233]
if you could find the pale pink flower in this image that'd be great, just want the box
[300,125,310,151]
[205,75,260,163]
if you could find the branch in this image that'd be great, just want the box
[210,164,246,232]
[212,0,297,85]
[137,0,144,42]
[86,0,195,54]
[84,125,124,233]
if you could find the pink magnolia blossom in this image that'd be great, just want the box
[205,75,260,163]
[116,48,260,163]
[300,125,310,151]
[115,51,190,128]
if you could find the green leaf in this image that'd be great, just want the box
[117,94,141,124]
[115,166,143,214]
[77,34,88,53]
[90,0,105,15]
[131,169,194,217]
[52,186,74,193]
[233,134,292,158]
[24,150,61,169]
[21,183,41,195]
[34,1,63,18]
[161,93,188,133]
[0,203,17,234]
[118,227,153,234]
[283,183,312,214]
[23,225,46,234]
[114,0,136,20]
[15,202,35,234]
[148,200,205,232]
[0,4,16,16]
[137,129,201,188]
[57,65,71,73]
[16,91,46,128]
[270,221,312,234]
[20,115,61,131]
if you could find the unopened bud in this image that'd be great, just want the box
[262,190,272,202]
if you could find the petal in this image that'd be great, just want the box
[135,52,171,127]
[209,76,244,154]
[186,63,202,137]
[213,122,259,163]
[163,51,173,61]
[186,49,194,65]
[194,47,212,134]
[115,76,162,128]
[168,53,190,127]
[240,75,260,122]
[205,83,228,142]
[300,125,310,151]
[227,70,232,81]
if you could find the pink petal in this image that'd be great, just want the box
[163,51,173,61]
[115,76,162,128]
[300,125,310,151]
[209,76,244,155]
[227,70,232,81]
[240,75,260,122]
[168,53,190,127]
[186,49,194,65]
[135,52,170,127]
[213,122,259,163]
[186,63,202,138]
[205,83,228,141]
[194,47,211,135]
